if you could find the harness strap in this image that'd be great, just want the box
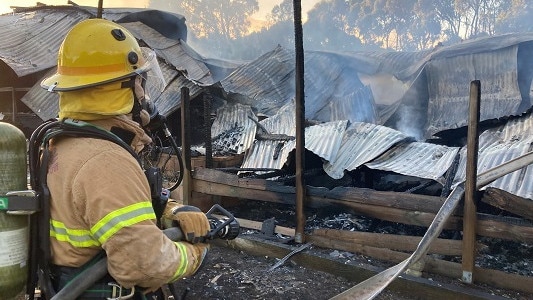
[26,119,142,299]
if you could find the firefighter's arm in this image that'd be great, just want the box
[77,149,209,289]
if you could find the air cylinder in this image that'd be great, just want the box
[0,122,29,299]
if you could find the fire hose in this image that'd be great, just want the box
[50,204,240,300]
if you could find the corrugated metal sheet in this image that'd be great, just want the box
[221,46,380,124]
[365,141,460,184]
[453,111,533,199]
[221,46,294,116]
[324,123,410,179]
[241,120,347,170]
[153,72,203,118]
[0,7,91,77]
[19,69,59,121]
[259,100,296,136]
[121,21,215,85]
[303,120,347,162]
[400,32,533,80]
[211,103,257,154]
[426,46,522,136]
[241,139,293,170]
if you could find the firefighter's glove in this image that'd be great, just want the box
[167,204,210,243]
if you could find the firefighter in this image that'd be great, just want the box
[38,18,209,298]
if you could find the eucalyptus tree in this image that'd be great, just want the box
[168,1,257,39]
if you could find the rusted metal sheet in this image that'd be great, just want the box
[365,142,460,184]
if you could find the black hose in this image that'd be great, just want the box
[50,228,184,300]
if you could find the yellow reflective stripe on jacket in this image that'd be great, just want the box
[50,219,100,247]
[169,242,189,281]
[91,201,156,244]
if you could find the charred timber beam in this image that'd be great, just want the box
[482,188,533,221]
[307,234,533,295]
[191,168,533,243]
[310,228,485,257]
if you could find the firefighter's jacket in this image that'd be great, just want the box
[46,115,200,290]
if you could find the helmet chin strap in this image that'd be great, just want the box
[124,75,150,127]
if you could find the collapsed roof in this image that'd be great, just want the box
[1,5,532,201]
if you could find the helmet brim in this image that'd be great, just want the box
[42,48,161,92]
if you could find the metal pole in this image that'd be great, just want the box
[293,0,306,243]
[462,80,481,284]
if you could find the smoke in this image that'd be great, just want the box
[395,105,424,141]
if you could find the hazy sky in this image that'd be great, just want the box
[0,0,320,20]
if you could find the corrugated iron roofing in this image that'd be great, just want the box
[210,103,257,154]
[1,7,224,121]
[400,32,533,80]
[452,111,533,199]
[426,46,523,137]
[241,139,293,170]
[19,69,58,121]
[239,100,347,169]
[222,46,294,117]
[324,123,410,179]
[240,120,348,170]
[221,46,380,124]
[0,7,91,77]
[365,141,460,185]
[120,21,215,85]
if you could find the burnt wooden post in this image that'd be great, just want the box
[181,87,192,205]
[203,92,213,168]
[293,0,306,243]
[462,80,481,283]
[97,0,103,18]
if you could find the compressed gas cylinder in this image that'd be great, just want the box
[0,122,29,299]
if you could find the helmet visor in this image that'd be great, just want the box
[139,47,166,96]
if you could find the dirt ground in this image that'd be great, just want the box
[171,235,530,300]
[173,243,410,300]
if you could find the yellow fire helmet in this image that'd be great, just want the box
[41,18,165,120]
[41,18,162,91]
